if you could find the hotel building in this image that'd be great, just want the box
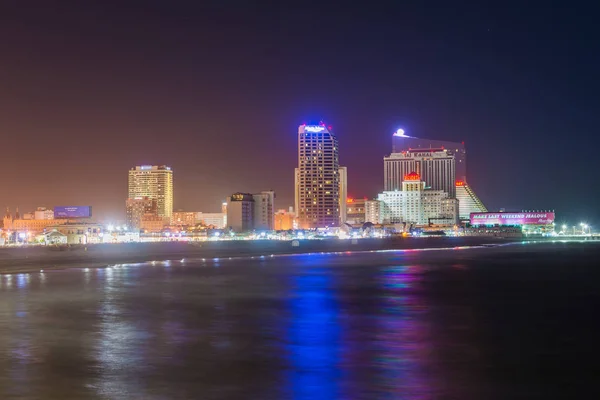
[128,165,173,218]
[376,172,458,226]
[384,148,456,198]
[295,123,346,228]
[456,180,487,221]
[226,191,275,232]
[392,129,467,182]
[126,197,157,230]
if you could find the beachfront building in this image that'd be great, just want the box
[46,222,104,245]
[196,212,227,229]
[253,191,275,230]
[171,210,197,226]
[345,198,367,225]
[126,197,158,230]
[3,207,66,234]
[295,122,347,229]
[128,165,173,218]
[226,193,255,233]
[274,208,296,230]
[376,172,458,226]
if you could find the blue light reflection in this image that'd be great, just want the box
[285,266,343,400]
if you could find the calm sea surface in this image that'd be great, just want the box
[1,241,600,399]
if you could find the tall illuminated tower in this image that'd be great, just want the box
[295,122,344,228]
[128,165,173,218]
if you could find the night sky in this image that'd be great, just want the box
[1,2,599,226]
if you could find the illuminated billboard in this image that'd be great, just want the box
[54,206,93,219]
[470,212,555,226]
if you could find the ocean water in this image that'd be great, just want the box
[1,241,599,399]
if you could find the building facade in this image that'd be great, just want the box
[345,198,367,225]
[196,212,227,229]
[391,129,467,182]
[456,180,487,221]
[365,200,384,224]
[171,211,197,226]
[46,222,104,245]
[295,123,346,228]
[253,191,275,230]
[226,193,255,232]
[384,148,456,197]
[126,197,158,230]
[274,208,296,230]
[34,207,54,220]
[339,166,348,225]
[140,215,165,232]
[128,165,173,218]
[3,208,66,233]
[377,172,458,226]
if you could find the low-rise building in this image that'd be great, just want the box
[274,208,296,230]
[171,210,197,226]
[141,215,167,233]
[46,222,104,244]
[3,208,66,234]
[376,172,458,226]
[196,212,227,229]
[345,198,366,225]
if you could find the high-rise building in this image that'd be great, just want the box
[384,148,456,197]
[339,166,348,225]
[392,129,466,181]
[390,129,487,214]
[295,123,346,228]
[128,165,173,218]
[253,191,275,230]
[126,197,157,230]
[456,180,487,221]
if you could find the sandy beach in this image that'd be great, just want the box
[0,237,532,274]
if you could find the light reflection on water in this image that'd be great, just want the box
[376,266,433,399]
[286,267,343,400]
[1,243,599,399]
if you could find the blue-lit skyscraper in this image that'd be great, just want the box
[295,123,346,228]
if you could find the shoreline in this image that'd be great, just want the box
[0,237,596,275]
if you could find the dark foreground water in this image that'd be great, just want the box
[1,241,600,399]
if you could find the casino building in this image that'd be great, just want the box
[389,129,486,220]
[376,172,459,226]
[456,180,487,220]
[384,148,456,197]
[470,211,555,235]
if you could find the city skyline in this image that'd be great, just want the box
[1,2,598,226]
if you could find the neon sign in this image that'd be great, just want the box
[304,126,326,133]
[455,180,465,186]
